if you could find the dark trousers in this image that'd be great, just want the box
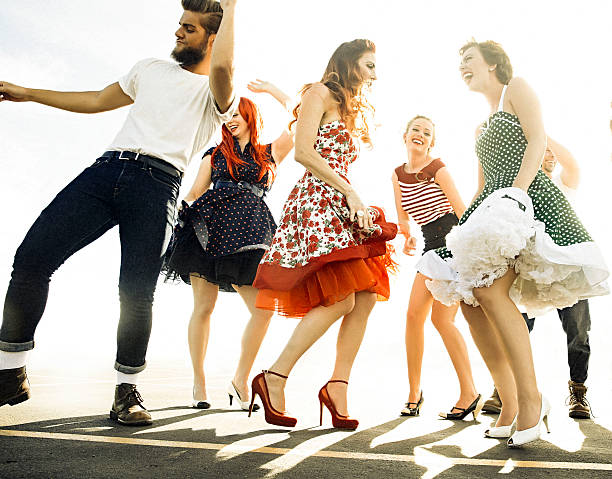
[0,156,180,373]
[522,299,591,383]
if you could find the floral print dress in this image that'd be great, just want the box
[254,120,397,317]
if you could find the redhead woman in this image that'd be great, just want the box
[163,80,294,409]
[251,39,397,429]
[392,115,479,420]
[418,40,608,447]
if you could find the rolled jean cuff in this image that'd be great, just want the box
[114,360,146,374]
[0,340,35,352]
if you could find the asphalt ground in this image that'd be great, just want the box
[1,275,611,478]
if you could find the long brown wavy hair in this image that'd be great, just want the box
[290,39,376,146]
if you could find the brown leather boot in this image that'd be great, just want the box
[568,380,591,419]
[0,366,30,407]
[482,387,502,414]
[110,383,152,426]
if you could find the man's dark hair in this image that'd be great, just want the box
[182,0,223,34]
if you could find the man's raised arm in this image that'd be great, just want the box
[208,0,236,113]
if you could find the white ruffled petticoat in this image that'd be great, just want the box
[417,187,609,317]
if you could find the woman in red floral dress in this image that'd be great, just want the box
[251,39,397,429]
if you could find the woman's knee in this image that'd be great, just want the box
[431,313,455,332]
[252,308,273,323]
[472,286,496,308]
[406,309,426,328]
[191,303,215,320]
[338,293,357,316]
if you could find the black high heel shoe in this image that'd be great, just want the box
[400,392,424,417]
[439,394,483,420]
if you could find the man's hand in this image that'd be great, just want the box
[0,82,29,102]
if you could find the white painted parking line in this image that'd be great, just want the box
[1,429,611,471]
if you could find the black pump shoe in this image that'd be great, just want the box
[439,394,483,420]
[400,392,424,417]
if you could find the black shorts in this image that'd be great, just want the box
[420,213,458,254]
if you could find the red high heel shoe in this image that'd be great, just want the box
[318,380,359,430]
[249,370,297,427]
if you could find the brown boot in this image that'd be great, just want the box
[482,387,502,414]
[110,383,152,426]
[0,366,30,407]
[568,380,591,419]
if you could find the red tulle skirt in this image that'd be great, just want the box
[255,248,395,318]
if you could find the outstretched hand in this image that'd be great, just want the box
[247,79,276,95]
[0,81,28,102]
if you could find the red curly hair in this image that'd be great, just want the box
[211,97,276,186]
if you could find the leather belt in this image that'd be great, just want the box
[213,179,266,198]
[102,150,183,180]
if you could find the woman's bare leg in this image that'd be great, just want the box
[473,269,540,430]
[328,291,377,416]
[405,273,434,403]
[188,276,219,401]
[265,294,356,412]
[430,299,478,409]
[460,302,517,426]
[232,284,273,401]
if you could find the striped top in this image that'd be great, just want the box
[395,159,453,226]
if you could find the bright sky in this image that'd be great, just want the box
[1,1,611,355]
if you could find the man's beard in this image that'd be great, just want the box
[171,41,206,67]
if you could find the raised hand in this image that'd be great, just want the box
[219,0,237,10]
[248,79,293,112]
[0,82,29,102]
[247,79,275,94]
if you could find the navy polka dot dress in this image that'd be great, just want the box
[163,139,276,291]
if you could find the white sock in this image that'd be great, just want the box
[116,371,139,385]
[0,351,28,370]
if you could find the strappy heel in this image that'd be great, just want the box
[318,380,359,430]
[400,391,424,417]
[250,370,297,427]
[439,394,483,420]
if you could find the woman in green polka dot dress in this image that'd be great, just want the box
[417,40,608,448]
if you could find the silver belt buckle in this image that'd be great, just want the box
[119,150,140,161]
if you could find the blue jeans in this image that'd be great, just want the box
[0,156,180,373]
[522,299,591,383]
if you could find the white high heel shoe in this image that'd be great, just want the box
[192,386,211,409]
[484,416,516,438]
[507,395,551,448]
[228,381,259,412]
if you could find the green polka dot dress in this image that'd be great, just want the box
[418,86,609,315]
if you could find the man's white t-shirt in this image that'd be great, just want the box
[107,58,237,172]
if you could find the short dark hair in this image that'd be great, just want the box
[181,0,223,34]
[459,39,513,85]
